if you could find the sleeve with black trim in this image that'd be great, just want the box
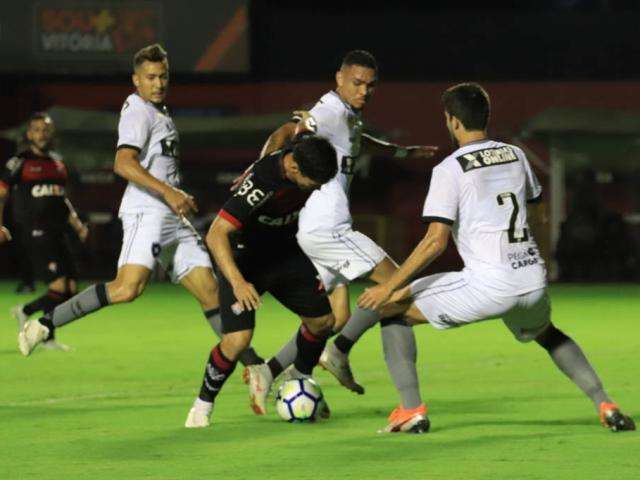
[117,99,151,152]
[421,165,459,225]
[218,171,274,229]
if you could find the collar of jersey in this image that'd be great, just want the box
[328,90,361,116]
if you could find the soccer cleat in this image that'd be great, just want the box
[379,403,430,434]
[599,402,636,432]
[10,305,28,331]
[184,406,211,428]
[18,319,50,356]
[40,339,72,352]
[319,344,365,395]
[246,363,273,415]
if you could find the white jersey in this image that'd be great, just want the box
[117,93,180,215]
[298,91,363,234]
[422,139,546,296]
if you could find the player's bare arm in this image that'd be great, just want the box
[114,147,197,216]
[206,215,261,311]
[229,122,297,192]
[0,185,11,244]
[358,221,450,310]
[362,133,438,160]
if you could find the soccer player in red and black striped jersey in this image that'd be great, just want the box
[0,112,88,350]
[185,135,338,428]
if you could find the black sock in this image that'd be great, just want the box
[267,357,284,379]
[293,325,328,376]
[333,334,355,355]
[198,344,237,403]
[23,289,68,316]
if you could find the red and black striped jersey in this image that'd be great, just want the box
[0,149,69,230]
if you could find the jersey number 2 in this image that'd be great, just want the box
[496,192,529,244]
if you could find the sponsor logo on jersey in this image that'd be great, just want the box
[160,138,180,158]
[31,184,65,197]
[508,247,540,270]
[257,212,299,226]
[456,146,518,172]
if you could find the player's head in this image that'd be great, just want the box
[442,83,490,146]
[336,50,378,111]
[26,112,55,153]
[286,136,338,190]
[132,43,169,104]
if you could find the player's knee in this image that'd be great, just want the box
[110,281,145,303]
[534,323,569,351]
[302,314,334,336]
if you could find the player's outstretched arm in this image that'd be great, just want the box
[362,133,439,160]
[358,222,450,310]
[0,186,11,244]
[206,215,261,311]
[114,147,197,216]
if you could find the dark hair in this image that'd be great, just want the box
[442,82,490,131]
[341,50,377,71]
[292,136,338,185]
[133,43,168,70]
[27,111,52,128]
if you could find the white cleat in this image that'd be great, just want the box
[185,398,213,428]
[185,408,210,428]
[319,344,365,395]
[246,363,273,415]
[41,339,72,352]
[18,319,50,356]
[10,305,28,331]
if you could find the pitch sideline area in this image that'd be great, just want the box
[1,281,638,479]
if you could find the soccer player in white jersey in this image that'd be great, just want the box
[243,51,437,427]
[358,82,635,432]
[18,44,262,366]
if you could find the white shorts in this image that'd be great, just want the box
[297,229,388,292]
[410,271,550,342]
[118,212,212,283]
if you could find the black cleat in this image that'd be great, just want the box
[600,402,636,432]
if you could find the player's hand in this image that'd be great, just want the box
[232,279,262,312]
[292,110,317,136]
[357,283,394,311]
[405,145,439,160]
[0,225,11,245]
[164,187,198,217]
[77,223,89,243]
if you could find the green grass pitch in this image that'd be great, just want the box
[1,281,638,479]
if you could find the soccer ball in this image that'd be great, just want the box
[275,378,324,422]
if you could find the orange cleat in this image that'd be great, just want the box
[379,403,430,433]
[599,402,636,432]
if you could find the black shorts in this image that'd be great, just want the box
[26,228,77,283]
[218,244,331,333]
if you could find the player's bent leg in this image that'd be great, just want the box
[534,323,635,432]
[18,265,149,356]
[186,333,250,428]
[181,267,265,367]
